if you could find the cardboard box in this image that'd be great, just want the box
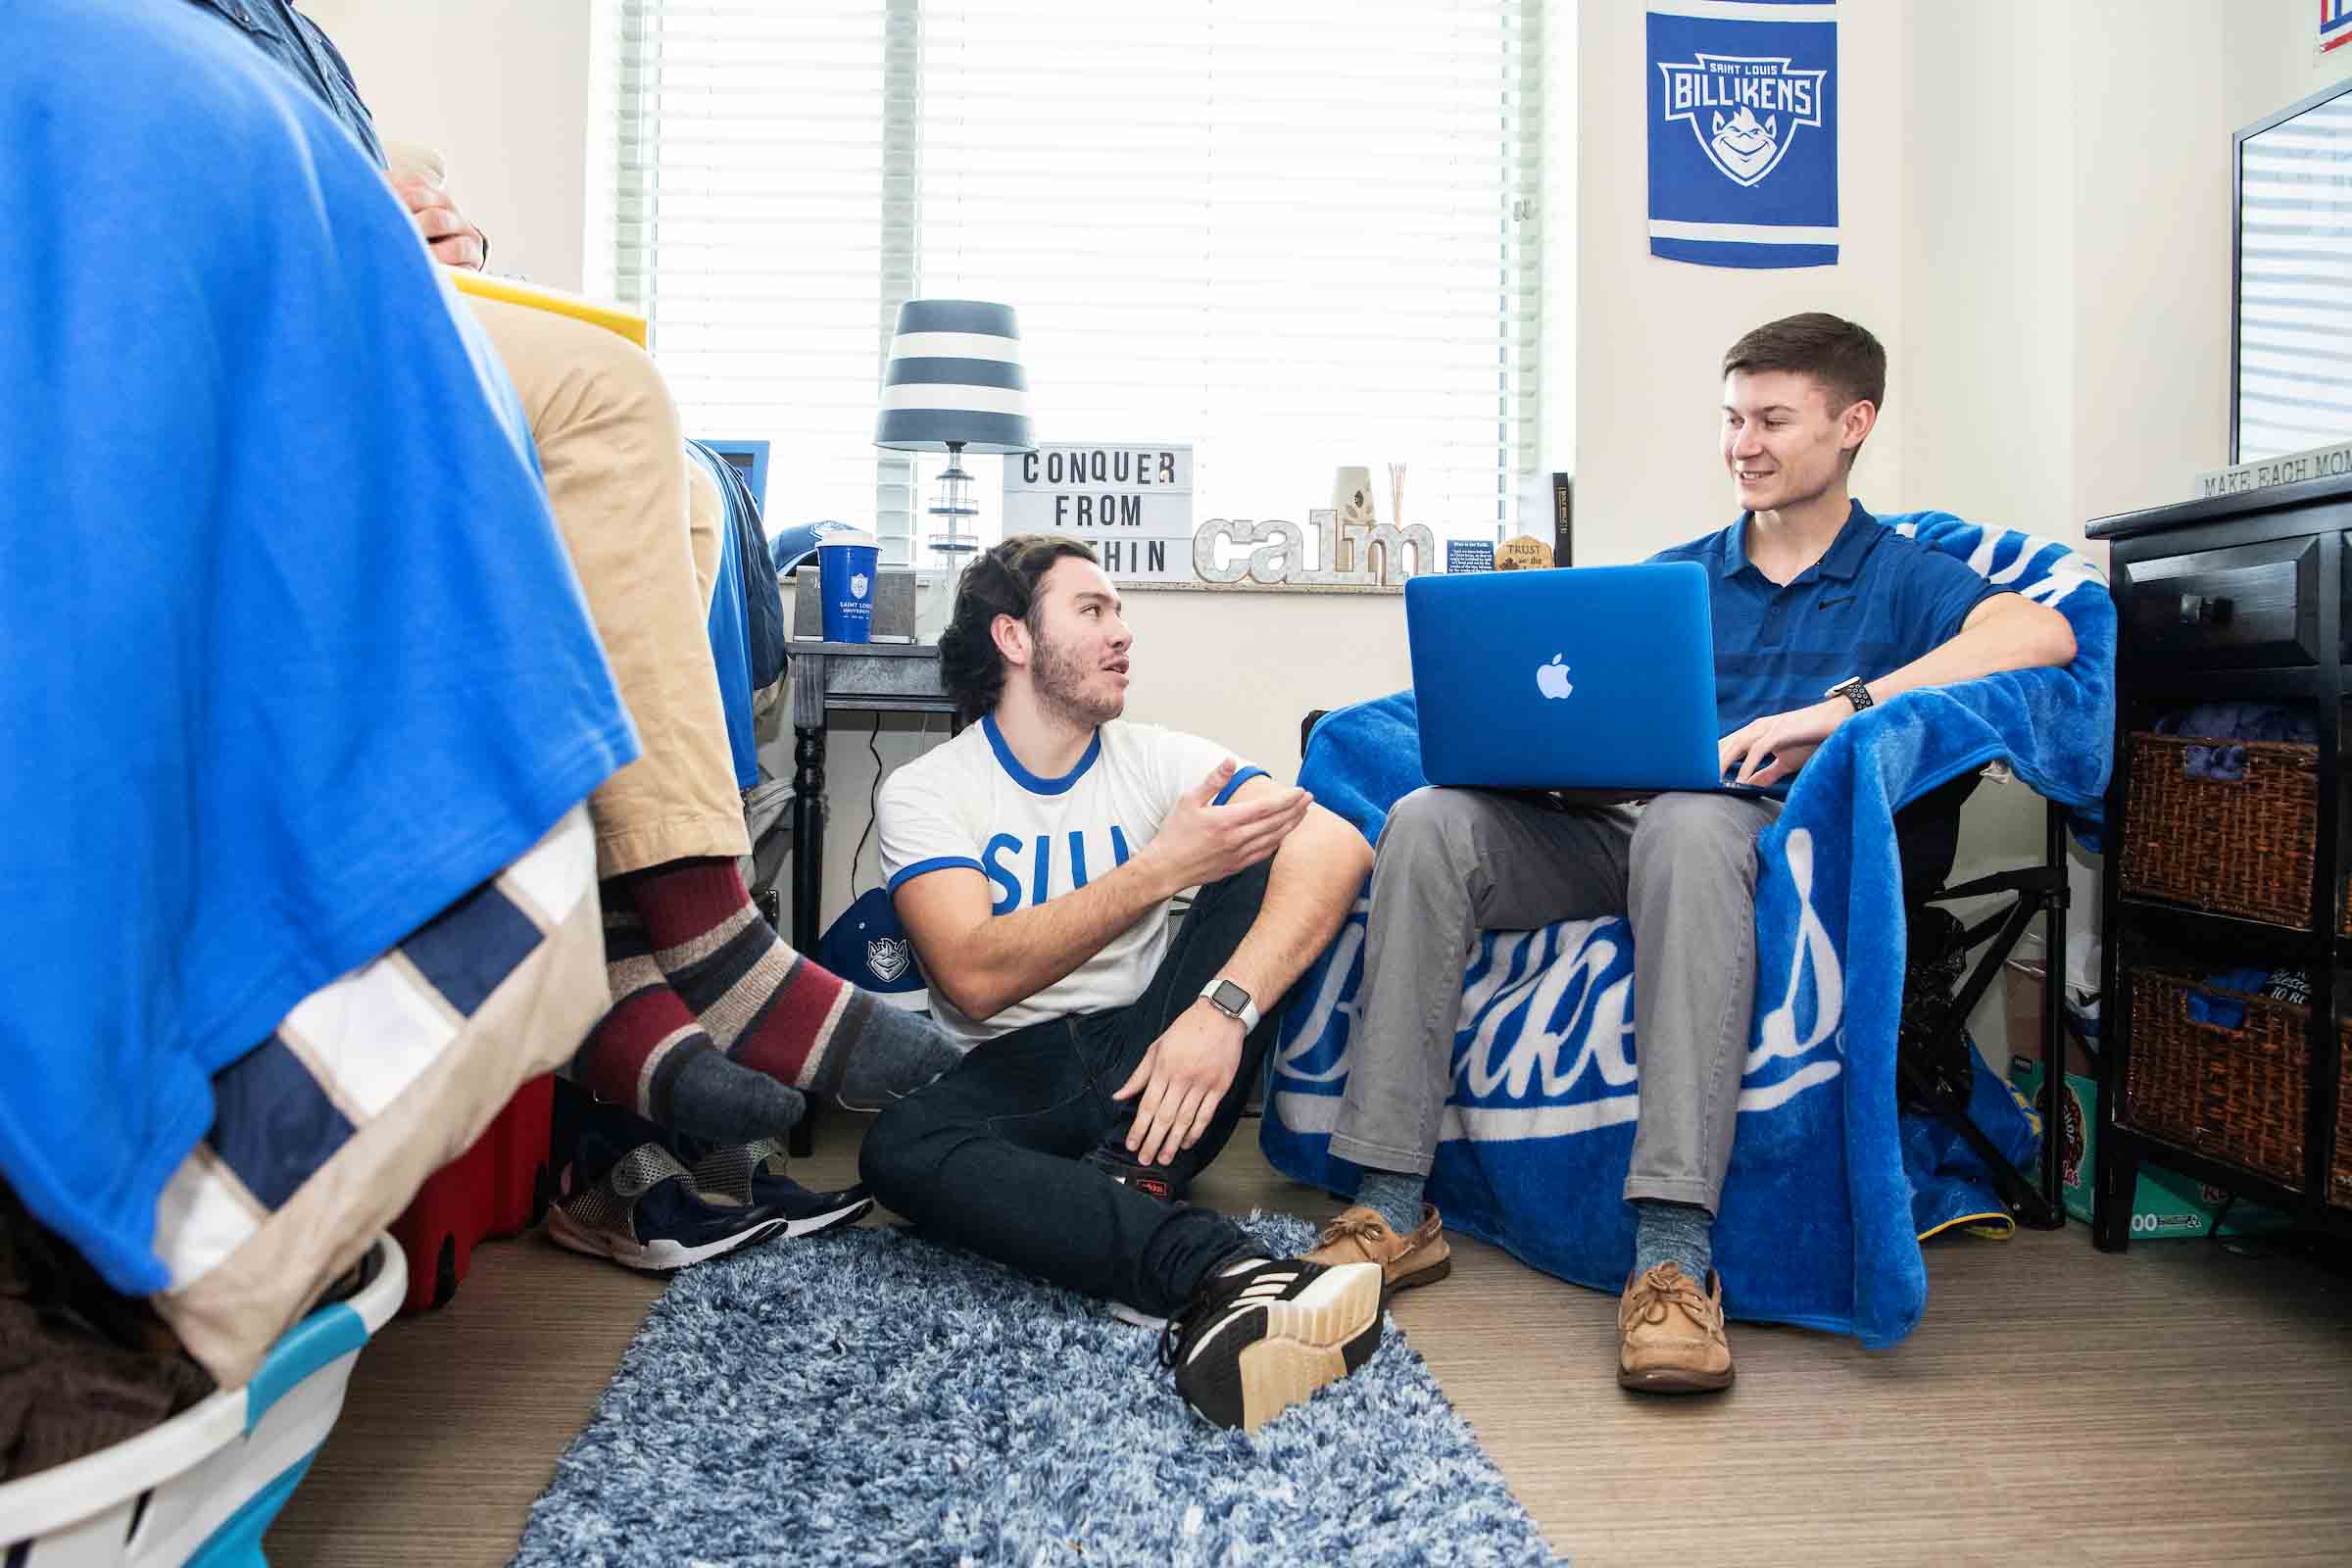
[2002,956,2097,1078]
[2007,1058,2292,1239]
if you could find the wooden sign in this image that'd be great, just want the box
[1003,443,1194,581]
[1495,534,1555,570]
[2194,437,2352,500]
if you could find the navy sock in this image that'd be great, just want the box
[1632,1199,1713,1281]
[1353,1168,1427,1237]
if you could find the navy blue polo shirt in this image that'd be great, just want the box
[1650,501,2005,737]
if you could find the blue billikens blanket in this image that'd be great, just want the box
[1261,514,2114,1348]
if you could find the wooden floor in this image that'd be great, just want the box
[270,1113,2352,1568]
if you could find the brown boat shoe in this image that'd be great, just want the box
[1300,1203,1452,1295]
[1617,1261,1735,1393]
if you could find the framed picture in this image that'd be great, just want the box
[696,438,770,513]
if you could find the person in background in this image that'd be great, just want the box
[182,1,966,1262]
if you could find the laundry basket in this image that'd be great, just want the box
[0,1231,404,1567]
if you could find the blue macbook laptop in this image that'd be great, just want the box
[1404,561,1754,794]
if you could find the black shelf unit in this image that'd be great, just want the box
[2087,473,2352,1250]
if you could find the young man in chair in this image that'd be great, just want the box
[860,537,1382,1431]
[1304,313,2078,1393]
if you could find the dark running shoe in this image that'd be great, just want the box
[1080,1143,1189,1203]
[688,1138,872,1239]
[1159,1256,1384,1431]
[548,1143,793,1271]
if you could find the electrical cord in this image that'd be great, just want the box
[851,713,884,891]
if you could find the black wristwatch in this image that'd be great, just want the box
[1825,675,1875,713]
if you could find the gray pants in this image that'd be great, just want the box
[1328,786,1781,1214]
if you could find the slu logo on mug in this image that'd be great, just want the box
[1536,655,1574,700]
[850,572,870,599]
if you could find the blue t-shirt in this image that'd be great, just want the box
[0,0,638,1293]
[1649,502,2005,737]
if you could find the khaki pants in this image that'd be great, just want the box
[463,294,749,878]
[1332,786,1779,1215]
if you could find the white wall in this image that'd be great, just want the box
[1900,1,2081,544]
[304,0,592,292]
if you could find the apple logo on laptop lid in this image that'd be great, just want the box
[1536,655,1574,700]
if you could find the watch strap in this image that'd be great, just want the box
[1826,676,1875,712]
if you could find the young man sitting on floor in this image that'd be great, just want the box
[859,536,1380,1431]
[1300,313,2078,1393]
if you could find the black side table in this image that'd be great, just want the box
[2086,472,2352,1248]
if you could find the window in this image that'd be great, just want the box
[605,0,1547,564]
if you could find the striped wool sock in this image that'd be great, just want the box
[623,858,966,1108]
[567,904,808,1142]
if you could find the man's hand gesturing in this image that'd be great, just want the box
[1141,760,1310,893]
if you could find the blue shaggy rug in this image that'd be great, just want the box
[510,1213,1564,1566]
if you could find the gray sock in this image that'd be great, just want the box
[1632,1199,1713,1282]
[826,991,970,1111]
[1353,1167,1427,1237]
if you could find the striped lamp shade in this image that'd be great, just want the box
[874,299,1034,454]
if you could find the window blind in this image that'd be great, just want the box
[609,0,1543,557]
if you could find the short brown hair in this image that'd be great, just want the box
[1721,312,1886,418]
[938,534,1101,722]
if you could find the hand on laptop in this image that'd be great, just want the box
[1718,697,1852,787]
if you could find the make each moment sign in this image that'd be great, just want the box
[1645,2,1838,270]
[1003,443,1195,581]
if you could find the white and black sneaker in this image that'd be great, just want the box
[549,1143,797,1272]
[1159,1256,1384,1431]
[687,1138,871,1238]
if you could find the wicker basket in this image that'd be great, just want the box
[2123,969,2307,1189]
[2120,734,2317,929]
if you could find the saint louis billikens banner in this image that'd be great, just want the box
[1646,1,1838,269]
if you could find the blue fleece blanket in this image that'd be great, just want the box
[0,0,638,1293]
[1262,514,2113,1348]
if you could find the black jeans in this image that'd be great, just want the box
[858,863,1283,1318]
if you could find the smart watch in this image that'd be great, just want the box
[1200,978,1261,1033]
[1825,675,1875,713]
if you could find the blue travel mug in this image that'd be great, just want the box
[817,530,880,643]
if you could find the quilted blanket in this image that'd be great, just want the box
[1262,514,2113,1348]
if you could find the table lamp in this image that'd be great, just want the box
[875,300,1034,639]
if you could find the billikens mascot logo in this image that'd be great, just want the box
[1656,53,1826,188]
[866,936,911,984]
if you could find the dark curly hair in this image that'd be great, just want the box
[938,534,1101,723]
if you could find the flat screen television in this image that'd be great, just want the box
[2233,75,2352,464]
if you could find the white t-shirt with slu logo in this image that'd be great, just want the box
[875,714,1266,1045]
